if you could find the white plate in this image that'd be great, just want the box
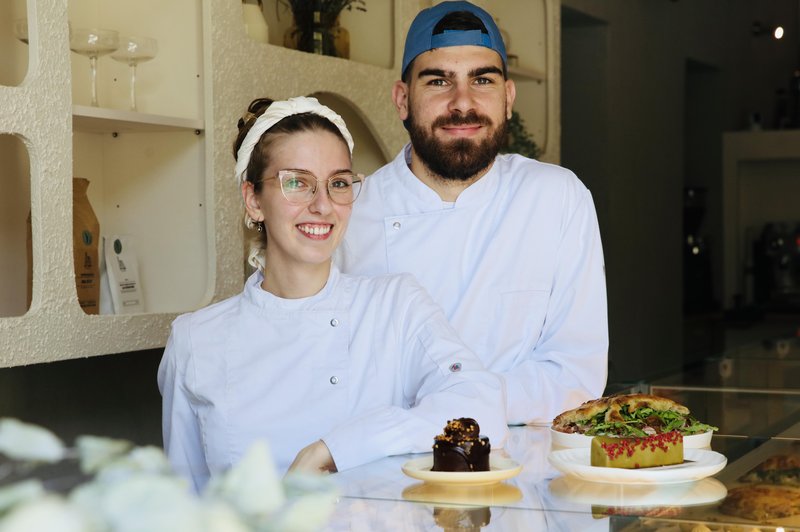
[550,428,713,449]
[547,448,726,485]
[548,476,727,507]
[401,455,522,486]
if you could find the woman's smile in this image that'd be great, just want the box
[297,223,333,239]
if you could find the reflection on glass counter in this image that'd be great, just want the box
[646,336,800,439]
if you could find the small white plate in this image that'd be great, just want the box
[547,448,726,485]
[402,481,523,507]
[550,428,713,449]
[401,455,522,486]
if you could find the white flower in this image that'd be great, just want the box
[204,440,285,520]
[94,446,173,484]
[75,435,133,474]
[0,480,45,515]
[0,495,93,532]
[264,492,338,532]
[200,501,252,532]
[0,422,338,531]
[0,419,64,463]
[74,473,202,532]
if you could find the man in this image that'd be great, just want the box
[337,1,608,424]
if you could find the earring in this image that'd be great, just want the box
[256,221,264,232]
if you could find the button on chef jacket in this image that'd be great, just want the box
[158,266,508,492]
[336,146,609,425]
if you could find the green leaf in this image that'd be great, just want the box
[500,111,541,159]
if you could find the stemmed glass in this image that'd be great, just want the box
[70,28,119,107]
[111,36,158,112]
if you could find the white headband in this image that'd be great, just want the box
[234,96,355,186]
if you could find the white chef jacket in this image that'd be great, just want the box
[337,146,609,425]
[158,266,507,492]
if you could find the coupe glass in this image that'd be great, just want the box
[70,28,119,107]
[111,36,158,112]
[14,19,28,44]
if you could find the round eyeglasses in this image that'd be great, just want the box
[265,170,365,206]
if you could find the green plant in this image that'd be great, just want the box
[502,111,541,159]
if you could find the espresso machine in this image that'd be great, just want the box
[752,222,800,311]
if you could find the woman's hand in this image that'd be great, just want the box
[287,440,337,474]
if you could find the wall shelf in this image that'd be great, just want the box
[72,105,204,134]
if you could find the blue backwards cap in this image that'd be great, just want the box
[402,1,507,76]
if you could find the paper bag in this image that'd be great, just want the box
[73,177,101,314]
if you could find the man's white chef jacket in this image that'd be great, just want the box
[337,146,609,425]
[158,266,508,492]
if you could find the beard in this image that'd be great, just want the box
[406,107,508,181]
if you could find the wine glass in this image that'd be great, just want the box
[111,36,158,112]
[14,19,28,44]
[70,28,119,107]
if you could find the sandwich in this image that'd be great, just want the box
[552,393,717,438]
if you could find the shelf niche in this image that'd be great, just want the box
[0,1,29,88]
[0,134,31,318]
[259,1,395,70]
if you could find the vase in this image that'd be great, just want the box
[283,14,348,58]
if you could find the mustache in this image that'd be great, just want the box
[431,111,492,129]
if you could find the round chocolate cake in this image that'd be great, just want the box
[432,418,491,472]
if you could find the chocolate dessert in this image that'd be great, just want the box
[432,418,490,472]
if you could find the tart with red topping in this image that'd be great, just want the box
[590,431,684,469]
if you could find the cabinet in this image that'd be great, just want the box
[0,0,559,366]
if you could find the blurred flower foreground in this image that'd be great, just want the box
[0,418,337,532]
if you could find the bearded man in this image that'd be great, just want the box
[337,1,609,425]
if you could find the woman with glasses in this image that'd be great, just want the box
[158,97,507,492]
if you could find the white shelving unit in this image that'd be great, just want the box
[72,105,204,134]
[0,0,560,367]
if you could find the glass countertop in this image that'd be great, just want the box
[323,333,800,530]
[325,424,800,531]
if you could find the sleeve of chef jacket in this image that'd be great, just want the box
[321,277,509,471]
[504,187,609,425]
[157,315,210,493]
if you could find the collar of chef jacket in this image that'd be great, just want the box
[242,265,342,311]
[394,143,502,211]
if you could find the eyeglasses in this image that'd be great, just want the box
[265,169,365,205]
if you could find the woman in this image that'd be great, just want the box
[158,96,507,492]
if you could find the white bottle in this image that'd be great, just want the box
[242,0,269,44]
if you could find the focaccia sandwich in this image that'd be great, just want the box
[552,393,717,438]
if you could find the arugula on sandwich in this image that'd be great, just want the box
[552,393,718,437]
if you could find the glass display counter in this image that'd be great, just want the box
[325,423,800,531]
[323,334,800,530]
